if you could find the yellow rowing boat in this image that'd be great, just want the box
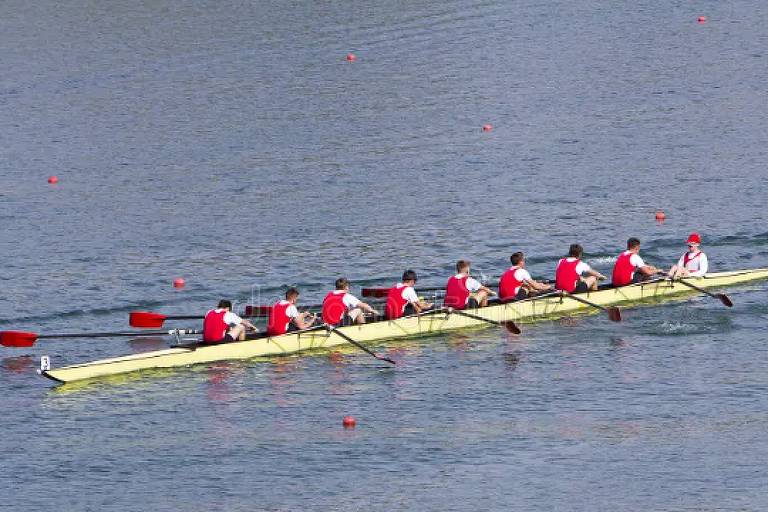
[41,269,768,384]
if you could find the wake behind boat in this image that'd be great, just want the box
[37,268,768,385]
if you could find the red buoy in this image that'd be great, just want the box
[342,415,356,428]
[697,16,707,23]
[655,210,666,221]
[482,124,493,132]
[346,53,356,62]
[173,278,186,289]
[47,176,58,184]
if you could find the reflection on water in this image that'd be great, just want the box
[127,337,168,352]
[2,355,34,374]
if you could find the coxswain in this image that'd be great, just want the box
[668,232,709,278]
[498,252,552,300]
[555,243,607,293]
[444,260,496,309]
[611,237,660,286]
[267,287,317,336]
[385,270,434,320]
[202,300,258,343]
[322,277,377,325]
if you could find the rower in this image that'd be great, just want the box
[322,277,377,326]
[669,232,709,278]
[611,237,660,286]
[267,287,317,336]
[385,270,434,320]
[445,260,496,309]
[499,251,552,300]
[203,300,258,344]
[555,244,607,293]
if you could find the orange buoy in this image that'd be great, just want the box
[655,210,666,221]
[47,176,59,184]
[697,16,707,23]
[342,415,356,428]
[482,124,493,132]
[173,278,186,289]
[346,53,356,62]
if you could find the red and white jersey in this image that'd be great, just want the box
[267,300,299,336]
[499,266,532,299]
[385,283,419,319]
[612,251,645,287]
[555,257,591,293]
[677,250,708,276]
[203,309,242,343]
[322,290,361,324]
[444,274,481,309]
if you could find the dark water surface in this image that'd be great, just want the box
[2,0,768,510]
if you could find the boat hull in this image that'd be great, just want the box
[42,269,768,384]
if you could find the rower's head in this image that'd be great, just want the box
[686,232,701,250]
[402,269,418,285]
[568,244,583,259]
[217,299,232,311]
[456,260,470,274]
[335,277,350,291]
[285,287,300,304]
[510,252,525,267]
[627,237,641,253]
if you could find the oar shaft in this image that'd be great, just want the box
[449,309,503,326]
[328,327,396,365]
[562,292,607,311]
[160,315,204,321]
[39,329,200,339]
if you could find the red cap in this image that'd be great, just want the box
[686,232,701,245]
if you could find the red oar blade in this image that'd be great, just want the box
[717,294,734,307]
[607,307,622,322]
[0,331,39,347]
[501,320,521,335]
[129,312,168,328]
[361,288,389,298]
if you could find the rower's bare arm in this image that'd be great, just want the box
[294,312,315,329]
[588,269,607,280]
[532,279,552,291]
[481,285,497,295]
[413,300,433,312]
[360,302,376,314]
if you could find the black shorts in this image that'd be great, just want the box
[515,288,530,300]
[574,281,589,293]
[203,333,234,344]
[467,297,480,309]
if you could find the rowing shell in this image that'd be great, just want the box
[41,269,768,385]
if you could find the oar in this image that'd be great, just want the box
[132,298,389,328]
[0,328,201,348]
[325,326,396,365]
[673,277,733,307]
[560,291,622,322]
[362,283,499,298]
[447,308,521,334]
[130,312,206,328]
